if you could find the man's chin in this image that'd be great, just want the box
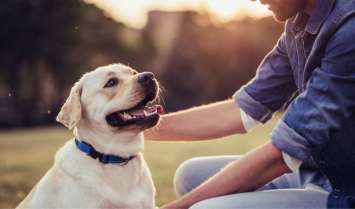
[270,8,299,22]
[272,13,292,22]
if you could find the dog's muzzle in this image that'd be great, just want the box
[105,72,163,128]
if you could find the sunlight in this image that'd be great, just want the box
[86,0,272,28]
[203,0,271,23]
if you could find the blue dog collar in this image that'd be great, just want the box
[74,138,135,165]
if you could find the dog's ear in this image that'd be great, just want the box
[56,81,82,130]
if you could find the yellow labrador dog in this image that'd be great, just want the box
[16,64,163,209]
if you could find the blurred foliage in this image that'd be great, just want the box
[0,0,283,128]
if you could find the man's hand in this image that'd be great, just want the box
[145,99,246,141]
[159,142,291,209]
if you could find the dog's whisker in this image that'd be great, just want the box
[155,82,166,107]
[158,83,167,93]
[158,92,166,107]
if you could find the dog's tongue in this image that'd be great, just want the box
[156,105,164,114]
[125,105,164,118]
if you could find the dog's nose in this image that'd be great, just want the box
[138,72,155,85]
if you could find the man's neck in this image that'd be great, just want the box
[304,0,316,15]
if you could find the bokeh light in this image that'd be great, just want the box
[86,0,272,28]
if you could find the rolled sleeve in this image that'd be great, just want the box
[282,152,302,172]
[271,17,355,160]
[233,33,297,123]
[233,89,273,123]
[272,120,312,161]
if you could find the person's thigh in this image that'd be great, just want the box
[174,155,241,196]
[189,189,329,209]
[174,156,300,196]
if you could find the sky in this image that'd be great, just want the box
[85,0,272,28]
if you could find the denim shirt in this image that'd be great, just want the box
[234,0,355,207]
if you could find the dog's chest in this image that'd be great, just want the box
[63,155,155,208]
[84,166,155,208]
[53,142,156,208]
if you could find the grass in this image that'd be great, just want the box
[0,116,279,208]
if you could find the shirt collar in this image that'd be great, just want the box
[304,0,336,34]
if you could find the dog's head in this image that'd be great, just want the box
[56,64,162,132]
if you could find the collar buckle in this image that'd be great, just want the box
[89,149,100,159]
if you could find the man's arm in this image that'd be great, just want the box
[145,33,295,142]
[145,99,246,141]
[161,142,291,209]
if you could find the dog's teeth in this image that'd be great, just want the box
[122,113,131,120]
[144,110,156,117]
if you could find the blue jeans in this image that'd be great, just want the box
[174,156,330,209]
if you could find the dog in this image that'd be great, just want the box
[16,64,163,209]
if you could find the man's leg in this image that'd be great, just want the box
[188,189,329,209]
[174,156,329,208]
[174,155,299,196]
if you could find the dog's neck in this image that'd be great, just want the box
[74,122,144,157]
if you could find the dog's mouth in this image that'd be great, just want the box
[105,98,164,128]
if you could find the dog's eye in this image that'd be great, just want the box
[104,78,118,88]
[132,71,138,75]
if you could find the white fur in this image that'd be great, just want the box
[17,64,158,209]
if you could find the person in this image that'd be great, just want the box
[145,0,355,208]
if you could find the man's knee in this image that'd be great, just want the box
[174,156,242,197]
[174,158,202,196]
[188,197,230,209]
[189,200,211,209]
[188,194,258,209]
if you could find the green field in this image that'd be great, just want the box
[0,117,278,208]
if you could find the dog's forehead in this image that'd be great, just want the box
[101,64,133,74]
[83,64,133,84]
